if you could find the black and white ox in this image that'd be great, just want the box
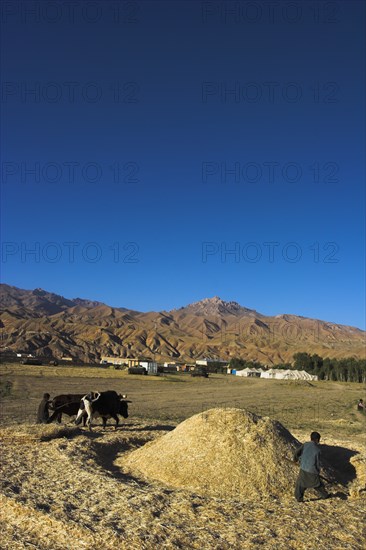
[47,394,87,425]
[75,391,130,431]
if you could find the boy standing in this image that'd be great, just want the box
[293,431,329,502]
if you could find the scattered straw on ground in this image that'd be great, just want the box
[0,415,365,550]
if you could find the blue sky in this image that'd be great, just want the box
[1,0,365,329]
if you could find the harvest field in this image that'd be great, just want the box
[0,363,365,549]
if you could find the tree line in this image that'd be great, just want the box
[292,353,366,383]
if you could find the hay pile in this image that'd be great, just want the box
[119,408,309,501]
[349,454,366,499]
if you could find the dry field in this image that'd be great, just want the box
[0,363,365,549]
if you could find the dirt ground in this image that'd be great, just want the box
[0,364,365,549]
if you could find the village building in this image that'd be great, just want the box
[100,355,158,374]
[196,358,228,367]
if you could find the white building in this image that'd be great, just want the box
[196,359,228,367]
[139,360,158,374]
[100,356,127,366]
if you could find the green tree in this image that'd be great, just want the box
[293,352,313,371]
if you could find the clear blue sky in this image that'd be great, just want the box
[1,1,365,329]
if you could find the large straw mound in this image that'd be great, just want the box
[119,408,305,500]
[349,454,366,499]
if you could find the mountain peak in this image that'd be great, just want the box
[174,297,260,317]
[32,288,47,296]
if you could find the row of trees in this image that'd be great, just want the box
[293,353,366,383]
[229,353,366,383]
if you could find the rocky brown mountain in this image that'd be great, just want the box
[0,284,364,365]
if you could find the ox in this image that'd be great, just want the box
[47,394,87,425]
[75,391,130,431]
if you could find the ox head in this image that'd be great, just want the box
[119,399,131,419]
[86,391,100,402]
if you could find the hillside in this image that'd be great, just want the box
[0,284,364,364]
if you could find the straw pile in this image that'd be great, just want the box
[119,408,306,501]
[349,454,366,499]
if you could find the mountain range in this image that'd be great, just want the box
[0,284,364,365]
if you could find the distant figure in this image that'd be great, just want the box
[293,431,329,503]
[357,399,365,412]
[36,393,51,424]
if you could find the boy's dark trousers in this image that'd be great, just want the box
[295,470,329,501]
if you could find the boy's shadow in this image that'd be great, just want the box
[321,444,359,484]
